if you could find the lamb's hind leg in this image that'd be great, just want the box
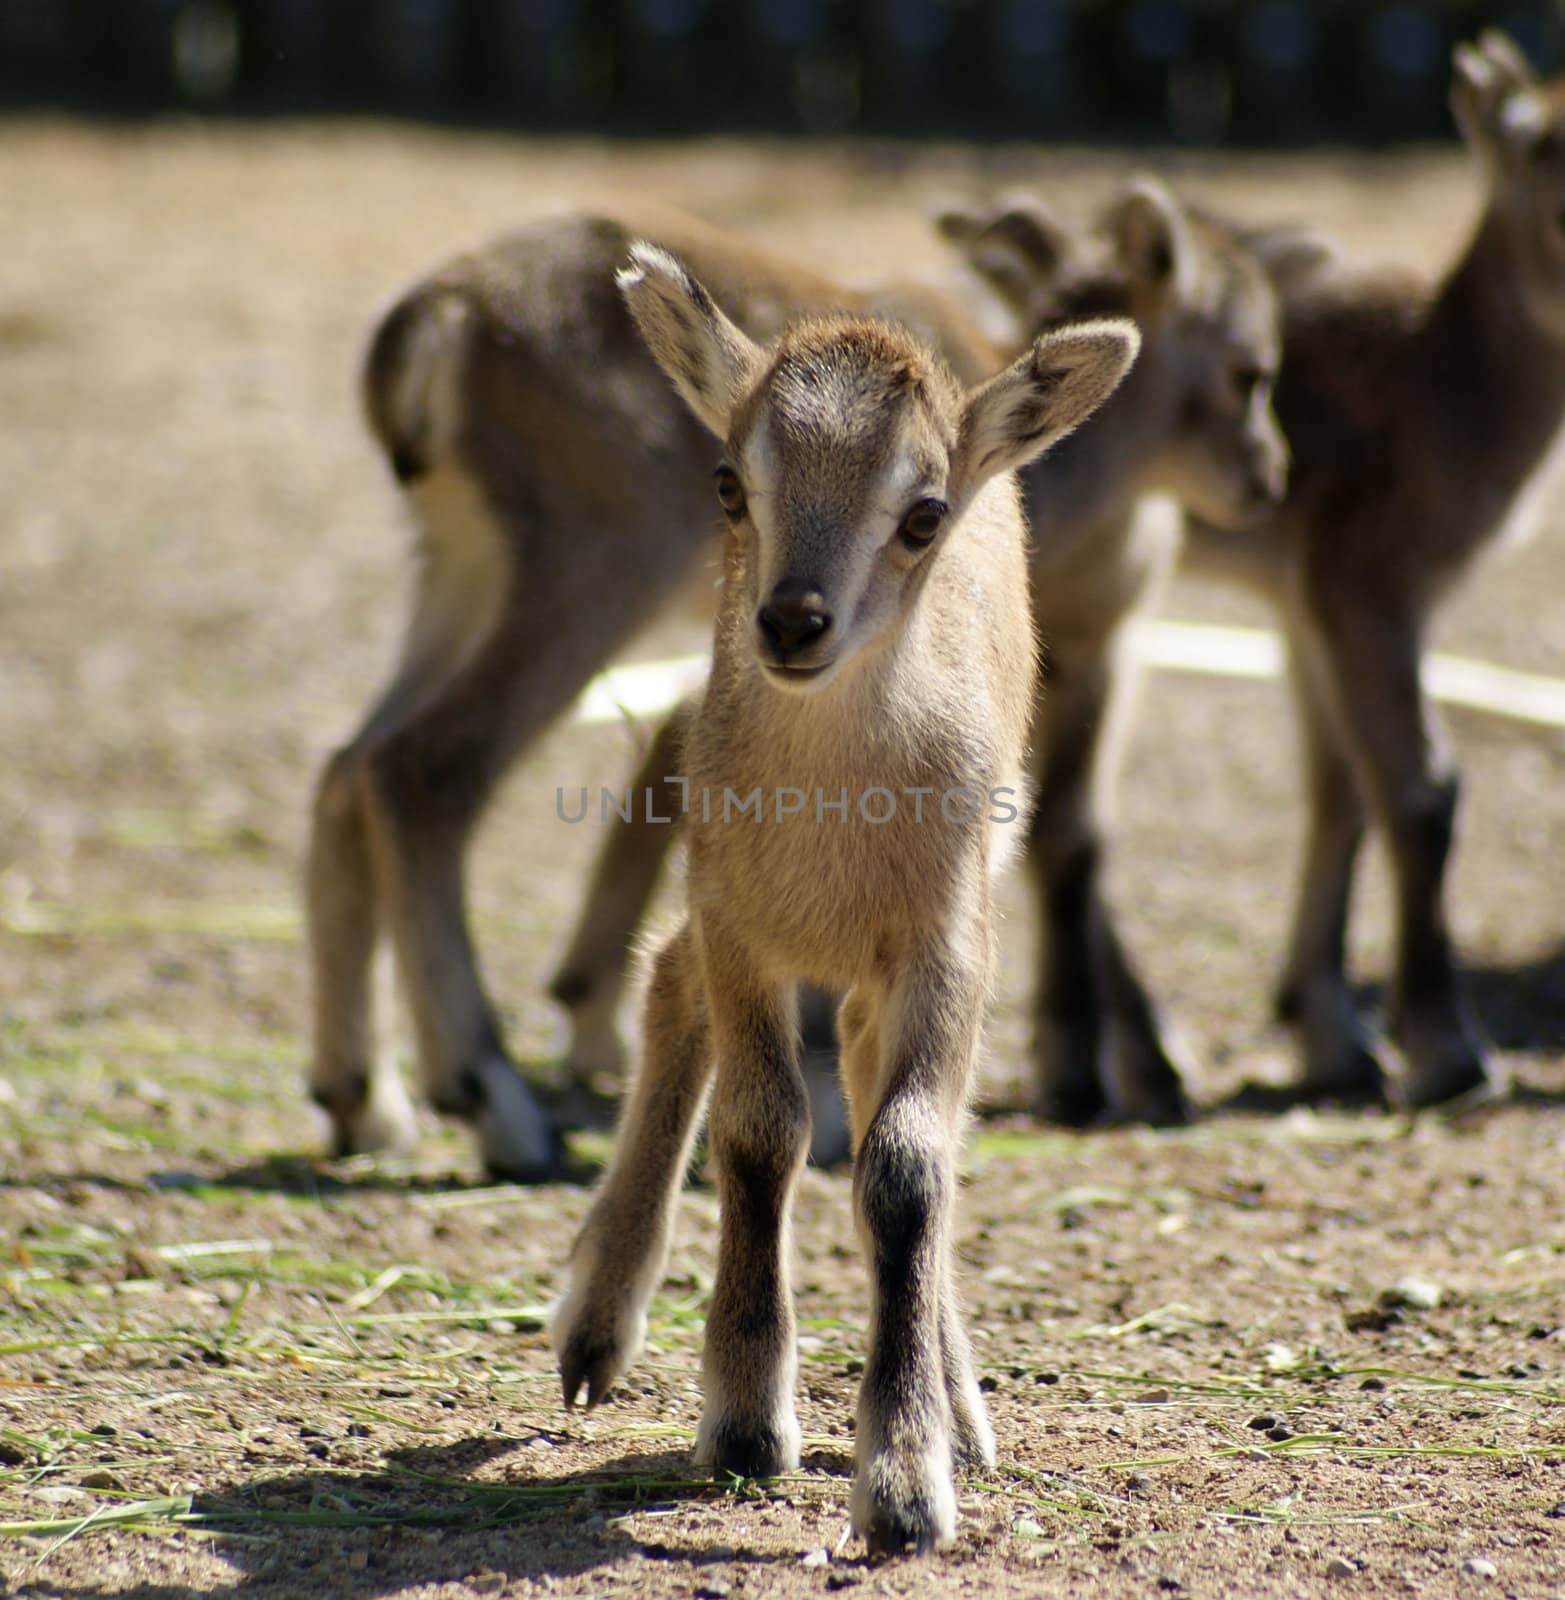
[308,742,417,1158]
[356,538,670,1179]
[695,925,811,1479]
[552,920,713,1407]
[851,943,988,1555]
[305,490,520,1165]
[1027,621,1188,1126]
[1273,616,1385,1099]
[548,696,697,1088]
[1309,583,1492,1108]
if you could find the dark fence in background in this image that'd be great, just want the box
[1,2,1562,143]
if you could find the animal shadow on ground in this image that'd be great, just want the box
[0,1153,603,1201]
[16,1437,855,1599]
[1211,939,1565,1116]
[0,1059,620,1198]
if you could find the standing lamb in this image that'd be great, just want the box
[551,243,1137,1553]
[1181,30,1565,1106]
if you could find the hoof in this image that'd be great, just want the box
[1286,983,1389,1105]
[1393,1046,1498,1112]
[537,1074,621,1133]
[1297,1042,1389,1103]
[470,1057,565,1182]
[1108,1085,1193,1127]
[1032,1015,1104,1128]
[316,1070,419,1160]
[695,1415,802,1481]
[550,1217,654,1410]
[1105,1019,1195,1127]
[852,1451,957,1557]
[1034,1077,1107,1128]
[553,971,629,1089]
[557,1322,626,1411]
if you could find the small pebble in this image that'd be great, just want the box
[1359,1376,1386,1391]
[1156,1576,1182,1592]
[33,1487,87,1506]
[1546,1501,1565,1519]
[1267,1424,1293,1442]
[825,1574,861,1592]
[695,1582,731,1599]
[80,1470,124,1491]
[1127,1471,1153,1497]
[1134,1389,1171,1405]
[1379,1276,1442,1312]
[1248,1413,1279,1431]
[1461,1557,1497,1580]
[802,1548,830,1568]
[468,1572,505,1594]
[347,1551,369,1572]
[1326,1556,1357,1580]
[1011,1518,1044,1539]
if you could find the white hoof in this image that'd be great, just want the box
[563,989,628,1089]
[330,1071,418,1158]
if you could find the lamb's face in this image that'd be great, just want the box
[717,322,964,693]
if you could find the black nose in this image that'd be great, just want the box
[758,581,832,655]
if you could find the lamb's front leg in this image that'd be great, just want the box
[553,921,712,1408]
[840,983,993,1475]
[852,944,988,1555]
[695,932,811,1480]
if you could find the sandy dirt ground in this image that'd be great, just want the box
[2,122,1564,1600]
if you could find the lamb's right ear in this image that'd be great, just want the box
[617,243,763,438]
[955,318,1139,493]
[1104,177,1194,305]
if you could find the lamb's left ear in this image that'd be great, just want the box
[617,242,764,438]
[956,319,1139,491]
[1241,222,1340,291]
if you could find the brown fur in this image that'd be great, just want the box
[550,243,1137,1554]
[306,207,1001,1177]
[1172,30,1565,1107]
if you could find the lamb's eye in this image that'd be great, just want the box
[714,466,747,518]
[898,497,948,548]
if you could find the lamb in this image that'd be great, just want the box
[550,242,1137,1552]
